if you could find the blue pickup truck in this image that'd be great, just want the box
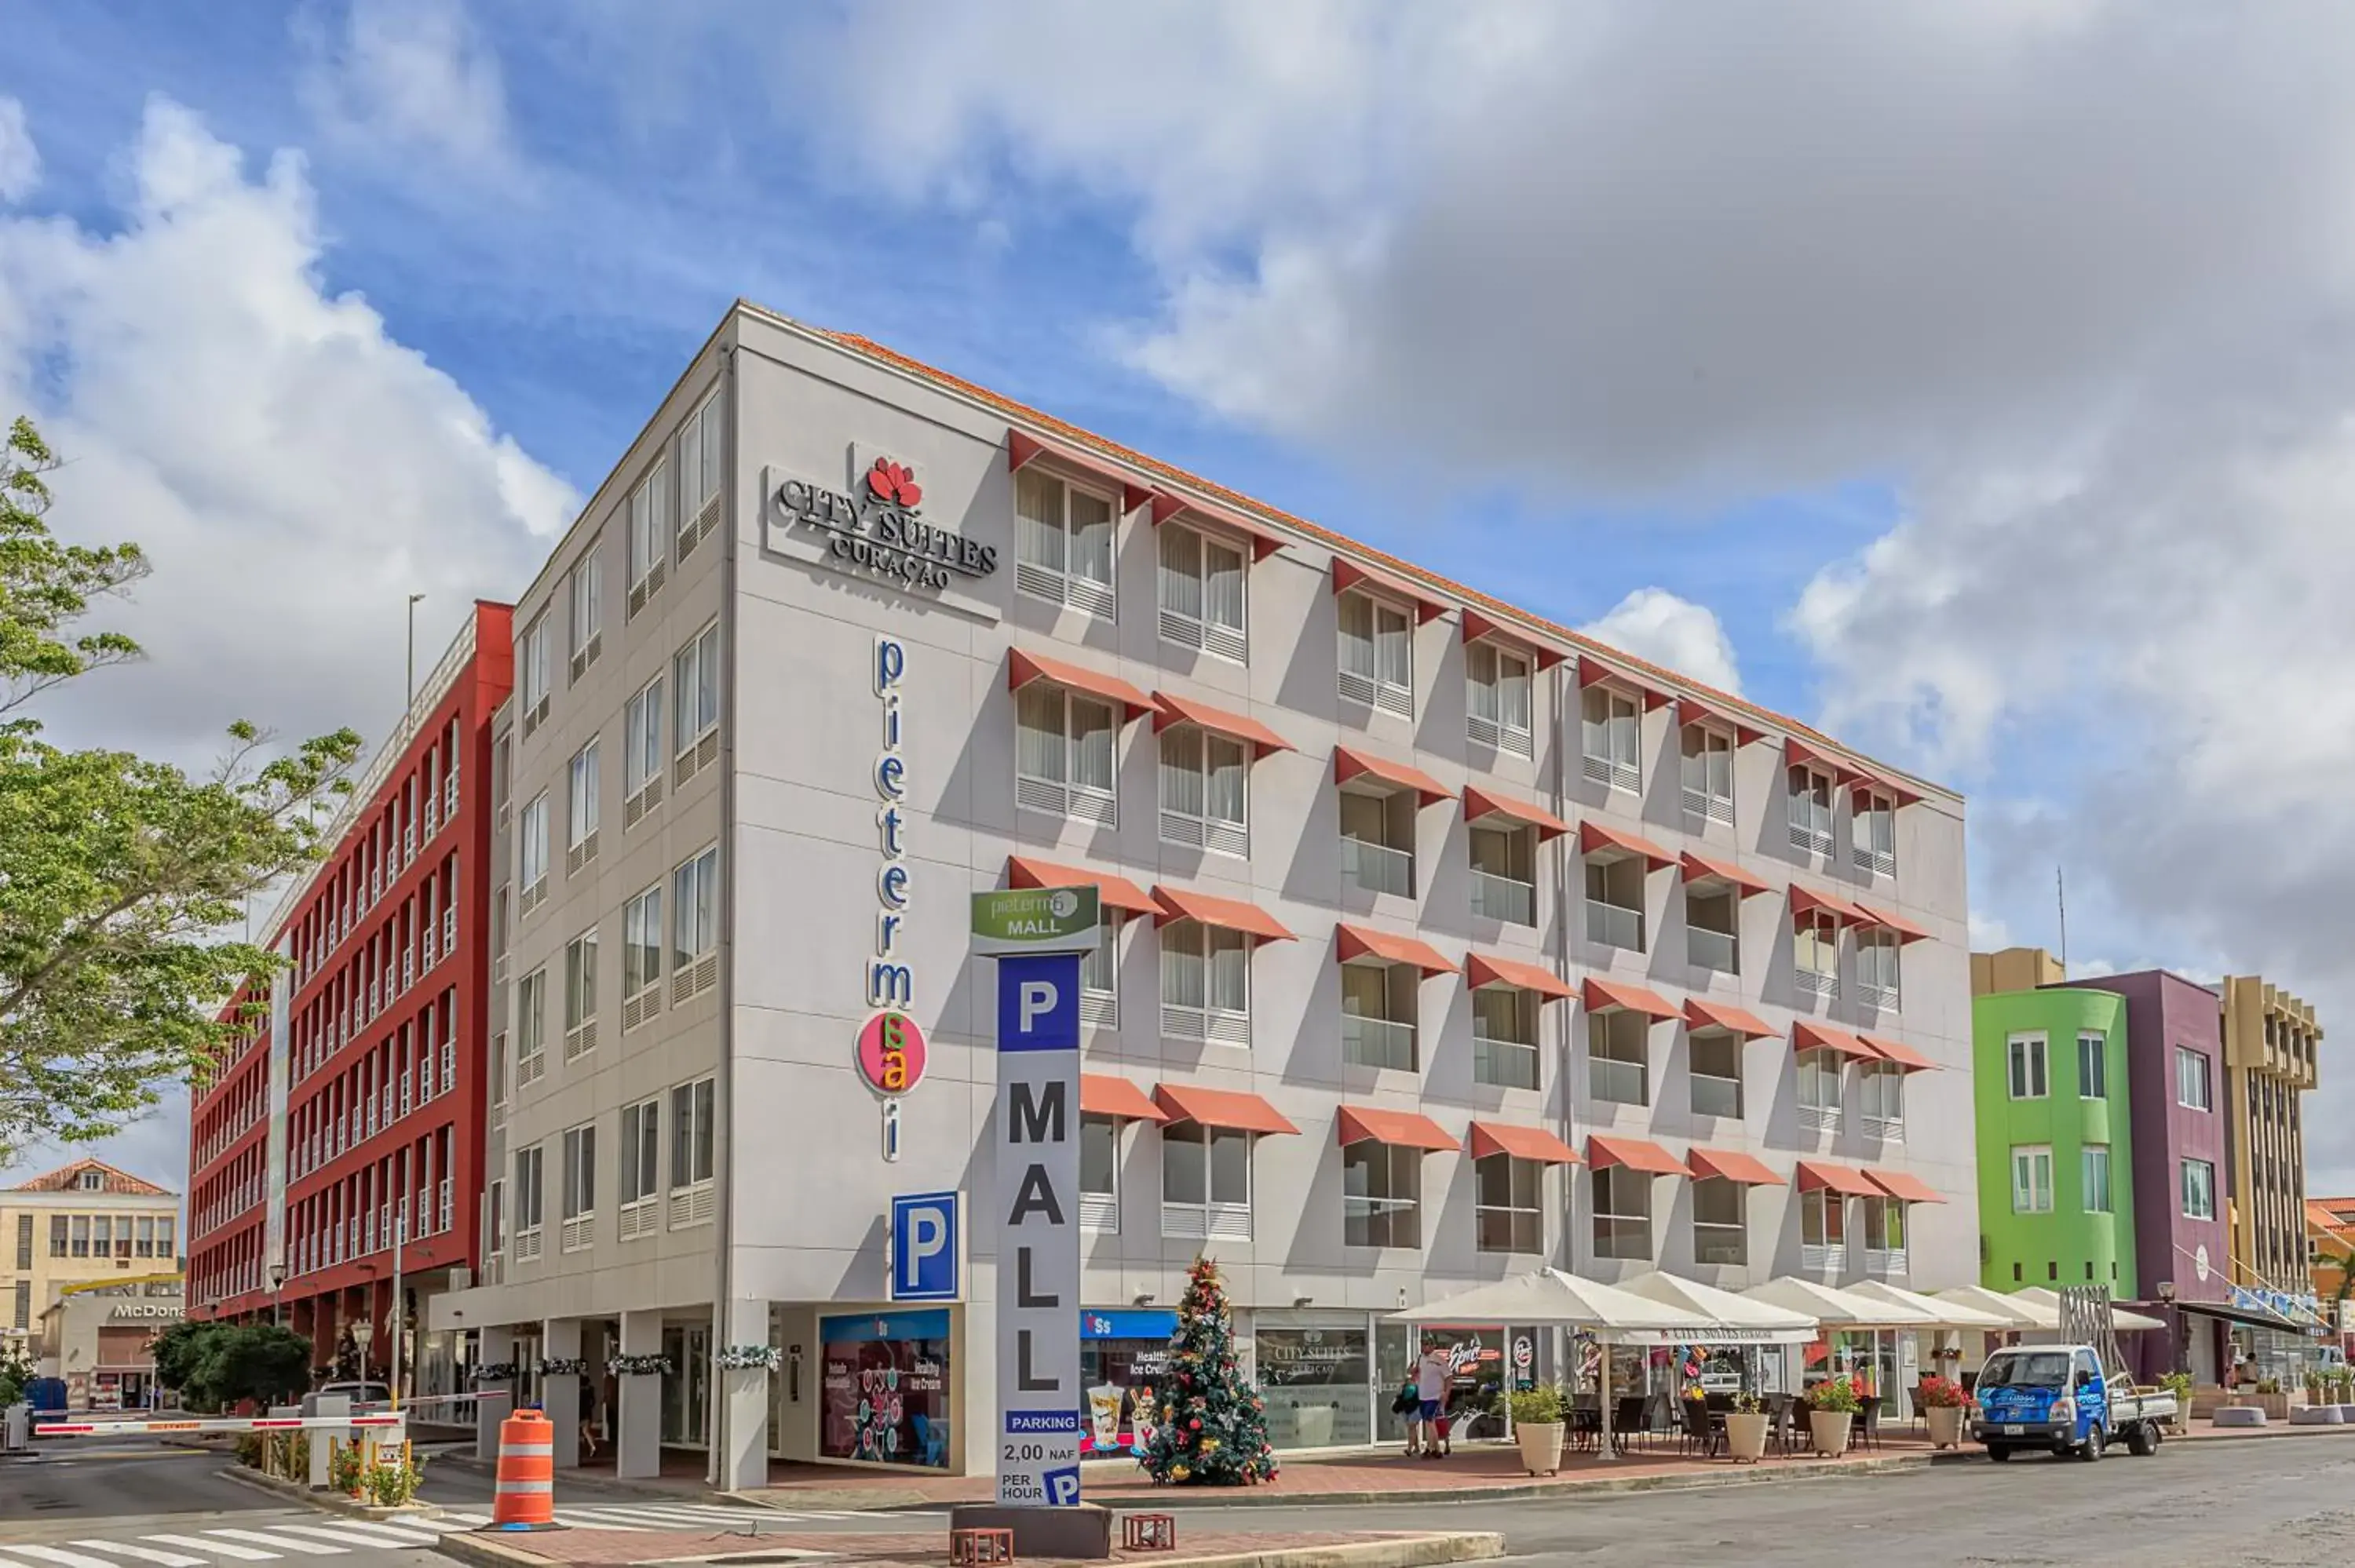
[1970,1345,2176,1462]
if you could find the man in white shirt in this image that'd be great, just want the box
[1414,1344,1454,1460]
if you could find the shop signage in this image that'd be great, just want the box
[971,888,1101,957]
[108,1304,184,1321]
[868,635,919,1161]
[858,1012,928,1096]
[889,1191,961,1303]
[763,454,1001,620]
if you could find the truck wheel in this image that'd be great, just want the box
[1986,1444,2012,1462]
[2080,1424,2105,1462]
[2127,1423,2158,1457]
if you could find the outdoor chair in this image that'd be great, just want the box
[1678,1396,1722,1459]
[1612,1395,1647,1454]
[1854,1396,1882,1452]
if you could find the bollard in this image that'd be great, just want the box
[487,1409,560,1530]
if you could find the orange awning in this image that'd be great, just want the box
[1687,1147,1785,1187]
[1006,856,1156,917]
[1785,738,1867,786]
[1795,1161,1880,1197]
[1152,691,1294,757]
[1465,952,1575,1001]
[1079,1074,1167,1122]
[1578,819,1674,869]
[1462,786,1570,840]
[1152,1084,1299,1136]
[1587,1135,1690,1177]
[1008,428,1156,514]
[1461,608,1568,670]
[1468,1121,1582,1165]
[1676,696,1765,747]
[1859,1034,1940,1073]
[1685,997,1778,1040]
[1333,746,1453,806]
[1793,1020,1877,1060]
[1147,489,1286,561]
[1857,903,1934,943]
[1334,923,1457,977]
[1849,772,1924,810]
[1332,558,1448,624]
[1583,976,1680,1021]
[1151,885,1294,942]
[1335,1105,1459,1153]
[1679,851,1772,898]
[1789,884,1871,925]
[1864,1168,1948,1205]
[1575,654,1675,711]
[1007,649,1152,720]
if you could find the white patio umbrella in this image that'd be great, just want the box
[1846,1280,2016,1331]
[1614,1271,1820,1344]
[1740,1276,1938,1328]
[2011,1288,2168,1333]
[1928,1285,2047,1329]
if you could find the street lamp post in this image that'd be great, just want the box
[268,1263,287,1329]
[350,1315,375,1387]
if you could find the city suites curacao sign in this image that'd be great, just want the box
[764,451,999,619]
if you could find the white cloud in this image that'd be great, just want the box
[297,0,514,175]
[1577,588,1742,695]
[1967,911,2014,952]
[0,97,38,203]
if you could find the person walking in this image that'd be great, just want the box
[1414,1343,1453,1460]
[578,1373,601,1460]
[1390,1374,1426,1457]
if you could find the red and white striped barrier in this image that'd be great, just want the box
[35,1413,405,1437]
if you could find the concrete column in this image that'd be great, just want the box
[476,1326,514,1460]
[718,1297,769,1492]
[616,1311,663,1480]
[542,1317,582,1469]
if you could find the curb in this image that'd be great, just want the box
[430,1530,564,1568]
[437,1449,734,1506]
[425,1530,1506,1568]
[221,1463,444,1522]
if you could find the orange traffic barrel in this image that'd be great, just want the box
[489,1409,560,1530]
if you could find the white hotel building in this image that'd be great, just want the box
[431,302,1976,1487]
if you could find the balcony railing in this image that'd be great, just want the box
[1594,1217,1652,1260]
[1688,927,1739,973]
[1586,899,1644,950]
[1683,786,1734,827]
[1853,844,1896,878]
[1690,1073,1743,1120]
[1862,1114,1905,1143]
[1472,1032,1539,1091]
[1795,966,1838,1001]
[1342,1014,1416,1070]
[1583,753,1640,794]
[1342,835,1415,898]
[1163,1201,1251,1241]
[1588,1056,1648,1107]
[1471,870,1535,925]
[1858,980,1900,1012]
[1802,1242,1846,1274]
[1694,1223,1747,1266]
[1798,1103,1842,1134]
[1865,1246,1908,1278]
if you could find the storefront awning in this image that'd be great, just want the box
[1079,1074,1167,1123]
[1863,1168,1946,1204]
[1460,607,1568,670]
[1857,903,1934,943]
[1849,772,1924,810]
[1674,696,1766,747]
[1684,997,1778,1040]
[1147,489,1286,560]
[1586,1135,1690,1178]
[1583,976,1680,1022]
[1462,786,1570,840]
[1336,1105,1459,1154]
[1577,819,1674,869]
[1795,1160,1880,1197]
[1006,649,1152,720]
[1465,952,1574,1001]
[1793,1020,1877,1060]
[1858,1034,1940,1073]
[1331,557,1449,624]
[1466,1121,1581,1165]
[1152,1084,1298,1136]
[1151,691,1293,757]
[1007,428,1156,514]
[1679,850,1773,897]
[1575,655,1675,711]
[1686,1147,1785,1187]
[1785,738,1868,786]
[1334,923,1457,977]
[1006,855,1157,916]
[1149,885,1294,942]
[1333,746,1453,805]
[1789,883,1872,925]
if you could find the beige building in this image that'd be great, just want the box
[0,1158,181,1361]
[2220,976,2321,1291]
[1968,946,2065,997]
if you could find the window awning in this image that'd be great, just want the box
[1079,1074,1168,1123]
[1007,648,1152,720]
[1468,1121,1582,1165]
[1859,1034,1940,1073]
[1578,819,1674,869]
[1147,489,1286,561]
[1795,1160,1880,1197]
[1331,558,1448,624]
[1462,786,1570,840]
[1864,1168,1947,1205]
[1785,738,1868,786]
[1583,976,1681,1022]
[1336,1105,1459,1154]
[1334,923,1457,977]
[1857,903,1934,943]
[1150,885,1294,942]
[1684,997,1778,1040]
[1587,1135,1691,1177]
[1007,428,1156,514]
[1460,607,1568,671]
[1675,695,1766,747]
[1152,691,1294,757]
[1788,884,1871,926]
[1848,773,1924,810]
[1575,654,1674,710]
[1679,851,1772,898]
[1465,952,1574,1001]
[1152,1084,1298,1136]
[1005,856,1156,917]
[1333,746,1453,806]
[1792,1020,1878,1060]
[1687,1147,1785,1187]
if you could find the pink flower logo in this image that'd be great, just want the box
[867,458,922,509]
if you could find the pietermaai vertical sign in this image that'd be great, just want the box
[973,887,1100,1508]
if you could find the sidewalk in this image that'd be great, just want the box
[436,1526,1503,1568]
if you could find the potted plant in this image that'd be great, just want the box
[1724,1391,1769,1464]
[1805,1376,1862,1457]
[1507,1384,1566,1476]
[2160,1372,2194,1434]
[2247,1377,2291,1420]
[1917,1375,1968,1449]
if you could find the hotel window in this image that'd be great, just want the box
[1586,1010,1649,1107]
[517,793,550,913]
[12,1280,27,1330]
[1856,929,1900,1012]
[1470,824,1536,927]
[2175,1045,2212,1111]
[1689,1030,1743,1119]
[1339,783,1418,899]
[1793,910,1838,998]
[1157,522,1247,661]
[2078,1032,2107,1099]
[560,1122,597,1252]
[517,613,551,737]
[1079,917,1120,1027]
[671,846,720,1005]
[1163,1125,1251,1240]
[1477,1154,1543,1254]
[1580,686,1641,793]
[1015,468,1117,618]
[567,547,603,680]
[1343,1142,1422,1249]
[512,1147,543,1260]
[619,1096,661,1239]
[1079,1115,1120,1231]
[1860,1063,1905,1137]
[1796,1047,1843,1128]
[1853,790,1896,877]
[1472,986,1539,1091]
[1680,724,1735,826]
[626,458,672,617]
[1162,921,1250,1047]
[155,1217,173,1259]
[493,730,513,827]
[1686,887,1740,975]
[1340,960,1418,1070]
[1017,684,1118,825]
[1591,1165,1652,1260]
[623,674,664,825]
[1336,589,1413,718]
[2083,1144,2113,1214]
[676,390,725,556]
[672,622,721,786]
[1787,765,1834,857]
[566,738,601,873]
[1466,642,1533,757]
[1801,1188,1846,1262]
[15,1213,31,1269]
[1693,1178,1747,1265]
[2182,1157,2216,1221]
[670,1076,718,1228]
[562,928,598,1060]
[133,1216,154,1259]
[513,967,548,1087]
[50,1215,68,1257]
[2007,1033,2049,1099]
[1159,725,1247,857]
[1863,1197,1907,1271]
[2010,1145,2055,1214]
[1583,855,1645,952]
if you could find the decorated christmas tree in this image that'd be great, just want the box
[1139,1256,1280,1486]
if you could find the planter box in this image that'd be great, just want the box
[1808,1409,1854,1457]
[1924,1406,1965,1450]
[1514,1421,1565,1477]
[1725,1413,1769,1464]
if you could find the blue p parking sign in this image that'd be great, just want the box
[890,1191,960,1302]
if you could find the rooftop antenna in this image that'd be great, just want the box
[2056,865,2068,979]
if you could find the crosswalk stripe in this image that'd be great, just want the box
[0,1546,131,1568]
[138,1541,278,1563]
[422,1514,488,1529]
[67,1544,206,1568]
[199,1533,349,1558]
[261,1525,438,1549]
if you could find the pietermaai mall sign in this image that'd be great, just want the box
[764,451,1000,620]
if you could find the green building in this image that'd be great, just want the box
[1973,986,2138,1295]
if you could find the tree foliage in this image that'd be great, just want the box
[0,416,360,1158]
[1138,1256,1279,1486]
[152,1320,312,1412]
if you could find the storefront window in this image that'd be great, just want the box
[1079,1309,1178,1454]
[1255,1318,1371,1449]
[820,1310,951,1468]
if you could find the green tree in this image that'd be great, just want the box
[154,1322,312,1412]
[1138,1256,1279,1486]
[0,416,360,1158]
[150,1319,220,1398]
[0,1334,35,1406]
